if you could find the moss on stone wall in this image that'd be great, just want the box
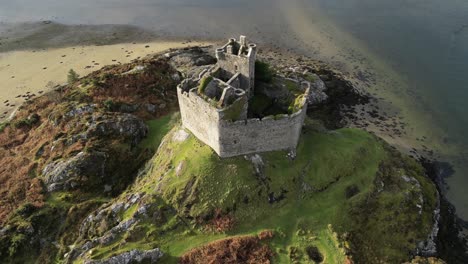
[255,61,274,83]
[221,97,246,122]
[198,76,213,95]
[249,94,273,117]
[284,79,303,95]
[288,94,305,114]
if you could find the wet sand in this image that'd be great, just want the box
[0,40,210,121]
[0,12,466,221]
[273,0,468,222]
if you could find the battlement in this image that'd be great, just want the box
[214,36,257,98]
[177,36,310,158]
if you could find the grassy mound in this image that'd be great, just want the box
[0,49,439,263]
[81,119,437,263]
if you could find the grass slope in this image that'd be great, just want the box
[139,113,179,151]
[83,119,437,263]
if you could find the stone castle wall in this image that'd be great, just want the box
[216,39,256,97]
[177,88,221,153]
[218,107,307,157]
[216,53,255,96]
[177,86,309,158]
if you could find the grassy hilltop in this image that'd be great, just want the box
[0,47,442,264]
[78,118,436,263]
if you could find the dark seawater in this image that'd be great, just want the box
[1,0,468,219]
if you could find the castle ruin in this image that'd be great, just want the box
[177,36,310,158]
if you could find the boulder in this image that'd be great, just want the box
[66,104,97,117]
[118,103,139,113]
[307,73,328,105]
[42,151,108,192]
[169,50,216,69]
[87,114,148,146]
[168,47,216,78]
[247,154,265,179]
[145,104,157,113]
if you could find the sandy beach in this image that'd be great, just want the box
[0,40,210,121]
[0,15,466,220]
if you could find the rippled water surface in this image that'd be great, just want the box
[1,0,468,219]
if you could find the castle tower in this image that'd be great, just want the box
[176,35,310,158]
[215,36,257,97]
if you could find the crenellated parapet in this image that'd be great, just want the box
[215,36,257,98]
[176,36,310,158]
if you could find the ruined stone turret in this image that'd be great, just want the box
[215,36,257,98]
[177,36,310,158]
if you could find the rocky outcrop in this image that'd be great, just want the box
[66,104,97,117]
[87,113,148,146]
[65,193,165,262]
[255,80,291,102]
[168,47,216,68]
[172,129,190,143]
[306,73,328,105]
[84,248,163,264]
[166,47,216,78]
[247,154,265,179]
[42,151,107,192]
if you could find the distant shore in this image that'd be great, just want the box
[1,20,467,224]
[1,20,467,259]
[0,22,212,122]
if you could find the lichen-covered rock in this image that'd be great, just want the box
[110,218,138,234]
[79,193,143,238]
[42,151,108,192]
[84,248,163,264]
[169,48,216,68]
[67,192,160,261]
[247,154,265,178]
[307,73,328,105]
[66,104,97,117]
[87,113,148,146]
[168,47,216,78]
[172,129,190,143]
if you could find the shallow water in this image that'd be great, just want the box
[1,0,468,219]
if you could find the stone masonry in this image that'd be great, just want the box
[177,36,310,158]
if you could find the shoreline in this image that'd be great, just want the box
[1,20,467,258]
[273,2,468,221]
[1,38,467,260]
[259,47,468,258]
[0,38,212,123]
[420,158,468,262]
